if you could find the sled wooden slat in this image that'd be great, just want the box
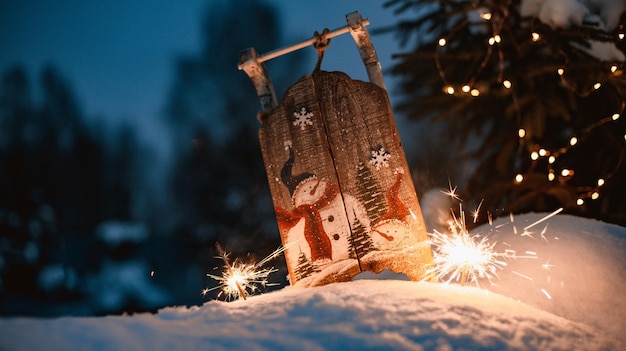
[259,71,432,286]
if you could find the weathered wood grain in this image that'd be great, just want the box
[259,71,432,286]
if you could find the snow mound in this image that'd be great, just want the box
[0,280,620,350]
[0,214,623,350]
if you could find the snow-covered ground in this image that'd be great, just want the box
[0,213,624,350]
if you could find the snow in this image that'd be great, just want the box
[96,221,149,247]
[0,213,624,350]
[521,0,626,61]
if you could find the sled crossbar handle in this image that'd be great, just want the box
[238,19,370,68]
[239,11,386,113]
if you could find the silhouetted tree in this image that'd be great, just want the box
[163,0,309,262]
[385,0,626,225]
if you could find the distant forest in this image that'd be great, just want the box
[0,0,307,316]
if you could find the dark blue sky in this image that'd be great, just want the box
[0,1,405,145]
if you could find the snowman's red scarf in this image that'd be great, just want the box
[275,182,338,262]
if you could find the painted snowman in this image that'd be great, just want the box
[275,147,365,271]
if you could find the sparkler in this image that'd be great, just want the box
[426,186,564,300]
[427,204,506,286]
[204,243,285,301]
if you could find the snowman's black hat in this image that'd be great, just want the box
[281,146,314,197]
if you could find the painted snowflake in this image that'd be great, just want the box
[293,107,314,130]
[368,145,391,170]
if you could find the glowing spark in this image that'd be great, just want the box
[472,200,484,223]
[541,288,552,300]
[428,230,504,286]
[442,180,462,202]
[540,224,550,243]
[206,243,284,301]
[541,259,555,271]
[523,208,563,231]
[512,271,534,281]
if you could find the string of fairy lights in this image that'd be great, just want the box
[433,3,626,208]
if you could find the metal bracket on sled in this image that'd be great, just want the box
[238,11,386,112]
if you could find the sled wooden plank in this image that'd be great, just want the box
[312,71,432,281]
[258,75,359,286]
[259,72,433,286]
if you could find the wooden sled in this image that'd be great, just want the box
[239,12,433,287]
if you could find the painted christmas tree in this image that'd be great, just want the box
[355,162,387,224]
[294,250,317,281]
[348,216,376,259]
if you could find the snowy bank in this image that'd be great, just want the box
[0,213,624,350]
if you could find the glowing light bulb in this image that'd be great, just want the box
[597,178,605,187]
[515,174,524,183]
[462,85,471,93]
[593,82,602,90]
[569,137,578,146]
[439,38,447,46]
[531,151,539,160]
[503,80,512,89]
[611,65,618,73]
[531,32,540,41]
[612,113,620,121]
[577,198,584,206]
[591,192,599,200]
[561,169,571,177]
[488,37,496,45]
[548,156,556,164]
[538,149,548,157]
[619,33,625,40]
[470,89,480,97]
[444,86,455,94]
[557,68,564,75]
[548,172,555,181]
[518,129,526,138]
[494,34,501,43]
[481,12,492,20]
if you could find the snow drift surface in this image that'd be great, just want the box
[0,214,624,350]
